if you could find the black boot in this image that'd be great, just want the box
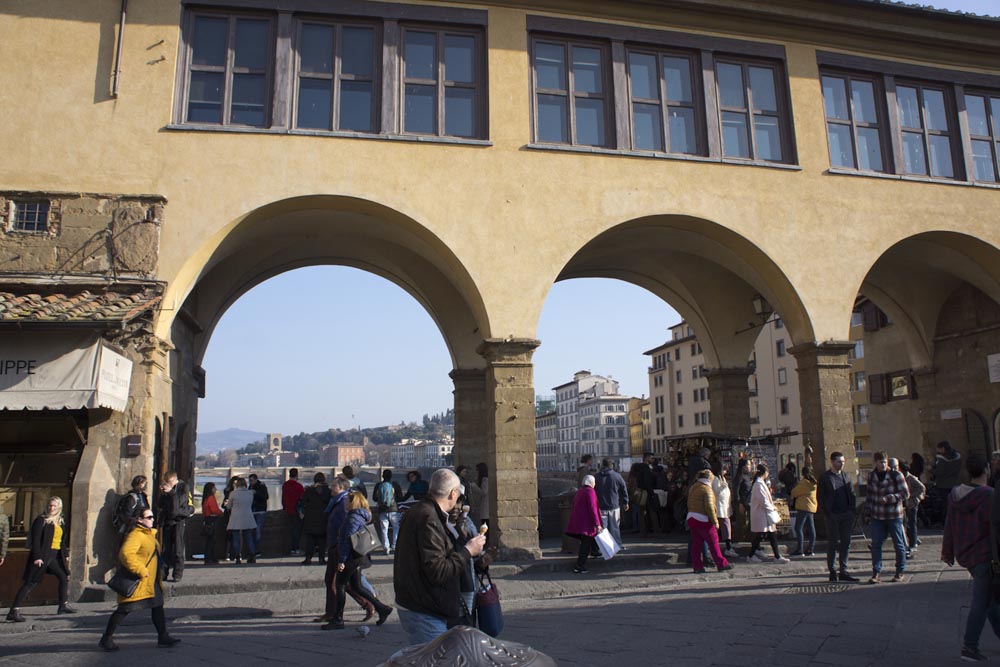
[321,618,345,630]
[376,605,394,626]
[6,608,25,623]
[157,635,181,648]
[99,635,119,652]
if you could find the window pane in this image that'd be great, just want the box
[972,140,997,182]
[404,83,435,133]
[897,86,921,129]
[663,57,692,103]
[234,19,269,70]
[629,52,658,100]
[535,43,566,91]
[444,35,475,84]
[748,66,777,113]
[902,131,927,174]
[445,87,475,137]
[754,115,782,161]
[822,76,848,120]
[537,94,568,143]
[192,16,227,67]
[857,127,884,172]
[721,111,749,158]
[575,97,606,146]
[923,88,948,132]
[187,71,224,123]
[851,80,878,124]
[340,80,372,132]
[966,94,989,137]
[928,134,954,178]
[632,103,663,151]
[405,31,436,81]
[572,47,603,95]
[342,27,374,78]
[993,98,1000,136]
[827,123,854,168]
[717,63,745,109]
[667,106,696,155]
[231,73,266,126]
[299,24,333,74]
[297,78,331,129]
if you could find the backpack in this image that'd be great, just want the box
[375,481,395,510]
[112,492,136,531]
[176,482,195,519]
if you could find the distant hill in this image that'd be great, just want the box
[197,428,266,454]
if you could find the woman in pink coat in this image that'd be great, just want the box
[565,474,602,574]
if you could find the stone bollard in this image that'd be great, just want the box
[379,626,557,666]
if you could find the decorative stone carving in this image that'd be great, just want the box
[380,626,557,667]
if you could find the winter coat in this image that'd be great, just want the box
[933,450,963,489]
[712,477,731,519]
[301,483,331,534]
[326,491,349,550]
[393,497,471,622]
[22,515,68,584]
[337,508,373,564]
[687,480,719,527]
[905,473,927,509]
[226,488,256,530]
[469,477,489,524]
[117,524,161,604]
[791,478,818,514]
[565,486,602,538]
[942,483,993,569]
[250,481,270,513]
[595,467,628,511]
[749,478,778,533]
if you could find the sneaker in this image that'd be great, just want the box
[869,573,881,584]
[157,636,181,648]
[839,572,860,583]
[57,604,77,615]
[718,564,734,572]
[724,548,739,558]
[754,549,767,558]
[774,556,790,564]
[962,646,988,662]
[693,568,706,574]
[6,608,25,623]
[99,636,119,652]
[321,620,346,631]
[804,551,815,556]
[829,572,839,582]
[572,566,589,574]
[891,572,905,583]
[787,550,802,557]
[747,555,763,563]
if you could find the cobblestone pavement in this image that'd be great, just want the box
[0,543,988,666]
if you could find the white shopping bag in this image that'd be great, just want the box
[594,527,620,560]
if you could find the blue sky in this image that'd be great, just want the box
[197,0,997,436]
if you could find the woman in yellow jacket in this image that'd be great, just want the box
[789,467,818,557]
[99,507,180,651]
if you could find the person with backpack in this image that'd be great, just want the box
[373,470,403,554]
[157,471,193,582]
[342,466,367,498]
[114,476,150,536]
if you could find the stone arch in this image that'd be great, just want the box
[157,195,491,370]
[552,214,814,369]
[858,231,1000,369]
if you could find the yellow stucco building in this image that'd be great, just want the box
[1,0,999,599]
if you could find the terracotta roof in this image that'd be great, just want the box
[0,289,161,326]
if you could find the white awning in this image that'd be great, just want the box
[0,331,133,412]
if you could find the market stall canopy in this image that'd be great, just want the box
[0,331,133,411]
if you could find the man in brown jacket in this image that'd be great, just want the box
[393,468,485,645]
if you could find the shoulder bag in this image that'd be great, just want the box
[108,549,156,598]
[350,523,380,557]
[474,570,504,637]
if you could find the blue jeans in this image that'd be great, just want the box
[794,512,816,554]
[965,562,1000,651]
[870,517,906,575]
[905,507,918,548]
[229,529,256,559]
[397,608,448,645]
[378,511,401,550]
[253,511,266,547]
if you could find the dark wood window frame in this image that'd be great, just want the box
[820,69,890,174]
[714,56,792,164]
[894,79,960,180]
[963,89,1000,183]
[179,10,277,128]
[625,47,704,155]
[292,17,382,133]
[530,35,613,148]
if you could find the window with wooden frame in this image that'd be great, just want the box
[964,91,1000,183]
[183,12,274,127]
[294,20,379,133]
[532,38,611,147]
[895,82,957,179]
[626,49,701,155]
[715,59,788,162]
[401,27,484,138]
[821,72,888,172]
[10,201,49,233]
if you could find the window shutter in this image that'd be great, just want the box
[862,302,881,332]
[869,373,886,404]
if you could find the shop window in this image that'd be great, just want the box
[896,82,957,179]
[627,49,701,154]
[402,27,484,138]
[821,72,887,172]
[965,92,1000,183]
[532,38,610,147]
[716,59,789,162]
[182,12,275,127]
[10,201,49,233]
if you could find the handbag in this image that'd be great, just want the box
[350,523,380,557]
[107,549,156,597]
[594,527,620,560]
[766,508,781,526]
[474,570,504,637]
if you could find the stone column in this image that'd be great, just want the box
[705,367,752,436]
[477,338,542,560]
[449,368,487,468]
[790,342,856,475]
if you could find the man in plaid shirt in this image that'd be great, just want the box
[865,451,909,584]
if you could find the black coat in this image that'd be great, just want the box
[301,483,331,534]
[22,515,68,584]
